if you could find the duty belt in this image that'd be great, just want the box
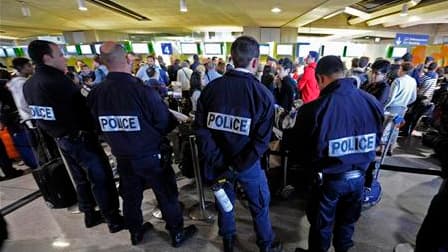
[320,169,364,182]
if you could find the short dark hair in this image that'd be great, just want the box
[93,54,103,64]
[315,55,344,76]
[428,62,438,71]
[146,65,156,78]
[371,59,391,74]
[230,36,260,68]
[12,57,31,71]
[262,65,272,75]
[147,55,155,61]
[278,57,293,71]
[28,40,56,65]
[401,62,414,73]
[359,56,370,68]
[402,52,412,62]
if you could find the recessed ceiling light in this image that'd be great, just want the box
[271,7,281,13]
[400,4,408,16]
[180,0,188,12]
[77,0,87,11]
[20,2,31,17]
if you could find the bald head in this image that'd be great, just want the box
[100,41,129,72]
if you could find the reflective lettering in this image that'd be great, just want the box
[359,137,366,150]
[29,105,56,121]
[329,133,376,157]
[215,116,223,127]
[98,116,141,132]
[207,112,251,136]
[233,118,240,130]
[208,113,216,126]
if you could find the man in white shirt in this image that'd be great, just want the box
[7,58,34,127]
[383,62,417,153]
[5,57,38,169]
[203,61,222,86]
[176,61,193,97]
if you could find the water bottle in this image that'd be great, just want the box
[212,183,233,213]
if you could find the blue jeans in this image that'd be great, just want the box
[11,128,38,169]
[117,154,184,234]
[55,132,119,218]
[307,175,365,252]
[216,161,275,248]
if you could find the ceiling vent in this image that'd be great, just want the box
[86,0,150,21]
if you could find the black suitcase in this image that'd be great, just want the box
[32,158,78,208]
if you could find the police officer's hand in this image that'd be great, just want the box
[215,169,238,184]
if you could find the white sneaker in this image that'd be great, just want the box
[394,243,414,252]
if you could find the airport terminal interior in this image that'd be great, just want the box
[0,0,447,252]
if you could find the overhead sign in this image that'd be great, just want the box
[161,43,173,55]
[395,33,429,46]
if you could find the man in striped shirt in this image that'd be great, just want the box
[419,62,438,101]
[400,62,438,136]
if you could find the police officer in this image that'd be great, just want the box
[288,56,383,252]
[23,40,123,232]
[87,42,197,246]
[195,36,282,252]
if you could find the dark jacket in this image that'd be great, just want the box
[0,81,21,133]
[362,81,390,107]
[23,64,95,138]
[286,78,384,174]
[194,69,274,181]
[274,76,297,111]
[261,73,274,93]
[167,64,180,83]
[87,72,177,159]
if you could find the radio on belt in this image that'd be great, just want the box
[99,115,141,132]
[206,112,252,136]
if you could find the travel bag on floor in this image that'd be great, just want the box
[32,157,78,208]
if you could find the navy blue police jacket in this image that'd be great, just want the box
[23,64,95,138]
[194,69,275,181]
[286,78,384,174]
[87,72,177,159]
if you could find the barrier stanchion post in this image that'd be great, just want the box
[187,135,216,222]
[279,150,294,199]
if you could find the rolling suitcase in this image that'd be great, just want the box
[31,128,78,209]
[32,158,78,209]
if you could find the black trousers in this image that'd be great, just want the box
[415,179,448,252]
[55,132,120,219]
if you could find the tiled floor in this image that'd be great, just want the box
[0,136,443,252]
